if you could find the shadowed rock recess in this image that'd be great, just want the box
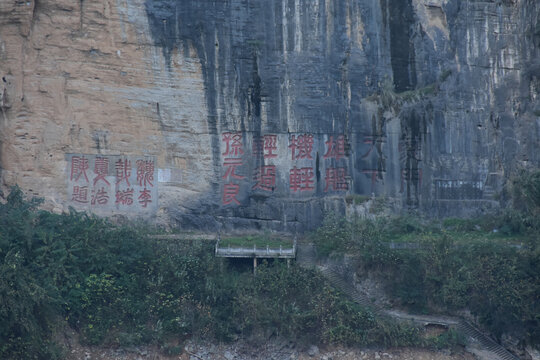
[0,0,538,231]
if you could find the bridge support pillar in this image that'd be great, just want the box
[253,257,257,275]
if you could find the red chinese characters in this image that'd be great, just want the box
[70,155,111,207]
[68,154,156,211]
[222,132,244,206]
[115,188,134,205]
[223,183,241,205]
[72,185,89,203]
[222,132,244,157]
[324,167,349,192]
[359,133,386,193]
[252,165,276,192]
[138,187,152,208]
[323,135,346,160]
[115,157,133,207]
[71,156,89,182]
[289,134,314,160]
[323,134,349,192]
[362,169,384,192]
[253,135,278,158]
[115,158,131,186]
[289,167,315,192]
[93,157,110,186]
[135,159,155,207]
[136,160,155,187]
[361,134,386,159]
[222,158,245,180]
[91,187,109,205]
[70,156,90,204]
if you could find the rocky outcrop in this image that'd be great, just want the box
[0,0,538,230]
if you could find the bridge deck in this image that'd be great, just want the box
[215,237,296,259]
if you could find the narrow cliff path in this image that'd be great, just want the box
[296,244,520,360]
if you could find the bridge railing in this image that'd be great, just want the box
[215,235,297,258]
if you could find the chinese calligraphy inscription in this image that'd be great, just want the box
[67,154,157,214]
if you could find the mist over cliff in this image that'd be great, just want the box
[0,0,539,230]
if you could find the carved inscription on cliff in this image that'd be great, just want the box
[220,132,351,206]
[66,154,158,214]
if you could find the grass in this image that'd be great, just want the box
[219,235,294,249]
[398,84,437,102]
[312,212,539,346]
[379,215,529,246]
[369,196,388,214]
[345,194,371,205]
[384,230,527,247]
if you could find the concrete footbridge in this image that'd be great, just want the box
[215,235,297,273]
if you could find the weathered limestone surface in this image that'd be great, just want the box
[0,0,539,230]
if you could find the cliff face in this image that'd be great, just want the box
[0,0,539,230]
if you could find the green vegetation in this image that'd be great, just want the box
[0,186,437,359]
[367,77,440,108]
[439,69,452,82]
[398,83,437,102]
[315,216,539,344]
[426,328,465,351]
[507,169,540,217]
[345,194,371,205]
[219,235,293,249]
[313,171,540,346]
[2,170,538,357]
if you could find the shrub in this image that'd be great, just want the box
[313,213,352,256]
[0,187,429,356]
[313,212,539,345]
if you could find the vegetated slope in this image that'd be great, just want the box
[311,172,540,355]
[0,187,460,359]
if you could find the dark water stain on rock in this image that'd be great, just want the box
[381,0,417,92]
[143,0,540,229]
[144,0,394,229]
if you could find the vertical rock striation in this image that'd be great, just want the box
[0,0,538,230]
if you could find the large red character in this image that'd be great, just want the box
[252,165,276,191]
[323,135,346,160]
[289,167,315,192]
[115,158,131,186]
[222,132,244,157]
[289,134,314,160]
[72,186,89,203]
[91,187,109,205]
[361,135,386,159]
[138,188,152,208]
[221,132,244,205]
[362,169,384,192]
[253,135,278,158]
[223,182,240,205]
[222,158,245,180]
[115,188,134,205]
[136,160,154,188]
[93,157,110,186]
[70,156,89,183]
[324,167,349,191]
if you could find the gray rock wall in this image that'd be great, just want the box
[0,0,538,231]
[144,0,539,230]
